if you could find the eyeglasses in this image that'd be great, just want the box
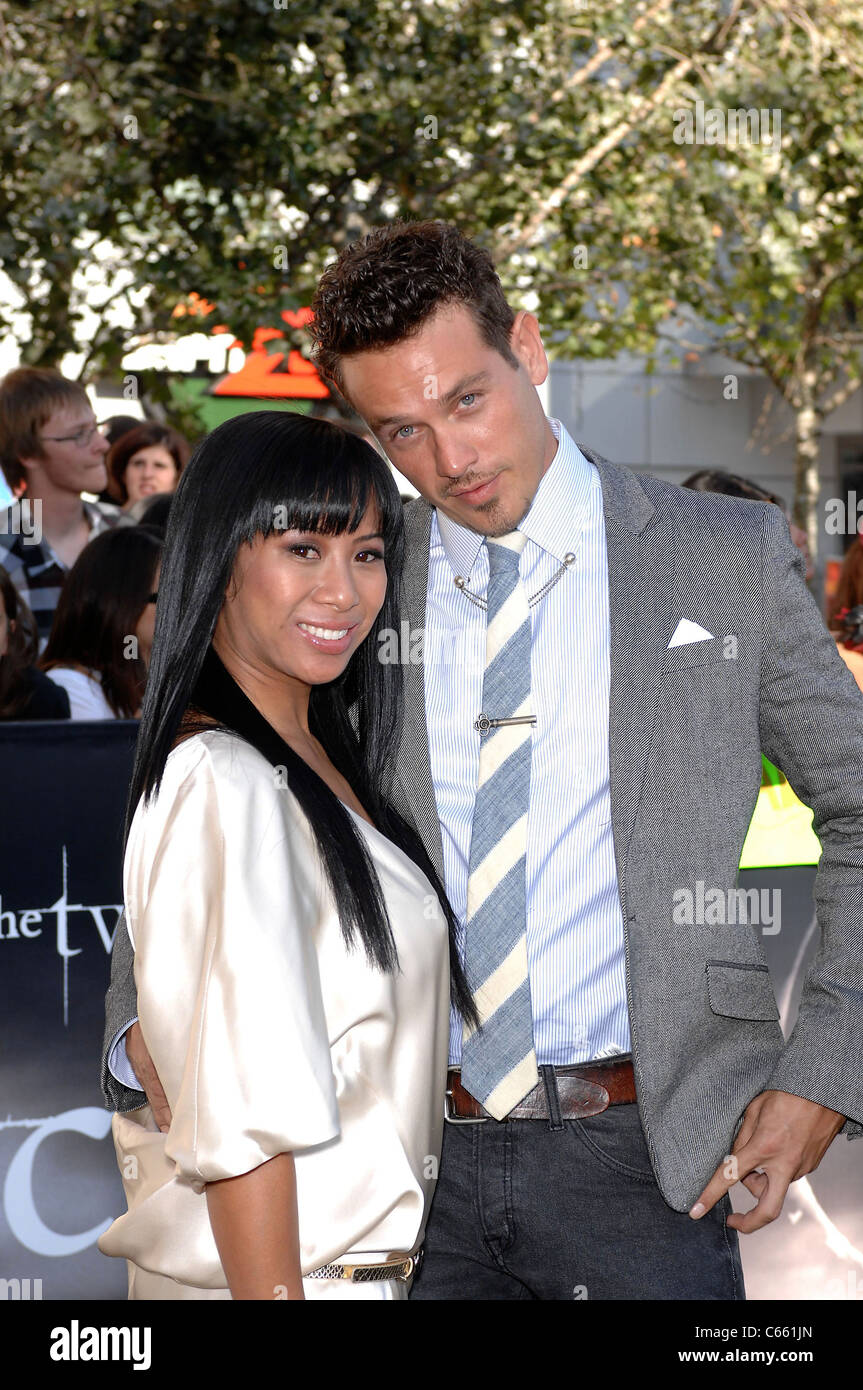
[40,420,105,448]
[147,592,158,604]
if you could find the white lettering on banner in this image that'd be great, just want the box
[0,845,122,1024]
[1,1109,114,1256]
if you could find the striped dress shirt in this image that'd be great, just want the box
[424,419,632,1067]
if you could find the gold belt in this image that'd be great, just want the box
[305,1249,422,1283]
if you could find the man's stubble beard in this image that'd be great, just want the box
[454,496,531,538]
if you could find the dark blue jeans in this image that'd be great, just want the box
[410,1092,745,1300]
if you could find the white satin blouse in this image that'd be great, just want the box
[98,729,450,1293]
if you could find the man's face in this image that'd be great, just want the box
[22,404,109,497]
[339,302,557,536]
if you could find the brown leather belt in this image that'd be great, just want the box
[445,1056,636,1122]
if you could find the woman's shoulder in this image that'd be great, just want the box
[13,665,71,719]
[131,726,311,876]
[167,724,272,777]
[44,666,114,718]
[162,726,285,813]
[44,664,96,689]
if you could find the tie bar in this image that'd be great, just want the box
[474,713,537,736]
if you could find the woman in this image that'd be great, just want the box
[0,566,70,719]
[98,412,476,1300]
[39,527,162,719]
[106,421,190,512]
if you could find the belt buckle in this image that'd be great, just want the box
[348,1250,422,1283]
[444,1076,489,1124]
[399,1247,423,1282]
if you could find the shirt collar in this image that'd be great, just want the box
[1,497,111,569]
[434,418,595,579]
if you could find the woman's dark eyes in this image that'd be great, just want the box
[287,545,384,562]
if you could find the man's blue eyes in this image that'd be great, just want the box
[393,393,478,440]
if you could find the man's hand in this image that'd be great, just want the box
[126,1021,172,1133]
[689,1089,846,1232]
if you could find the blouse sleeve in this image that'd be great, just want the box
[123,735,340,1193]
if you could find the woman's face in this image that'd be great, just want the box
[134,561,160,667]
[123,446,179,506]
[213,501,388,692]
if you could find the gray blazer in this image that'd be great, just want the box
[101,445,863,1211]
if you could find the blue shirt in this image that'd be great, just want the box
[424,418,632,1066]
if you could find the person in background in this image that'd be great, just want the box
[0,367,122,652]
[682,468,814,582]
[125,491,174,535]
[827,529,863,693]
[0,565,70,720]
[92,416,146,507]
[107,423,190,514]
[101,415,144,449]
[39,527,162,720]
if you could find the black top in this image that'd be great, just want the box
[1,665,71,720]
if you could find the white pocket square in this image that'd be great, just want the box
[667,618,714,649]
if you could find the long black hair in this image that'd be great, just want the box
[39,527,163,717]
[125,410,477,1025]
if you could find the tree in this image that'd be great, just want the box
[9,0,847,556]
[521,1,863,568]
[0,0,756,376]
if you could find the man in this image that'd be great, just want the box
[102,221,863,1299]
[0,367,119,651]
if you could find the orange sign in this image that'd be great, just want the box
[213,308,328,399]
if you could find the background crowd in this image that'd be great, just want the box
[1,363,862,728]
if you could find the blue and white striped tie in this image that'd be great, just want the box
[460,529,538,1120]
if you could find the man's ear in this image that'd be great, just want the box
[508,311,549,387]
[16,454,43,488]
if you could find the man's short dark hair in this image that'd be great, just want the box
[309,220,518,394]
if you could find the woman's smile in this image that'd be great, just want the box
[296,619,360,653]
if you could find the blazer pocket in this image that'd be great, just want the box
[661,642,730,673]
[705,960,780,1021]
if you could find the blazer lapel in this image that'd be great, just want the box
[396,498,446,884]
[578,444,673,915]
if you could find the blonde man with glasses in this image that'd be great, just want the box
[0,367,121,651]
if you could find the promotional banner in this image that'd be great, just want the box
[0,720,137,1301]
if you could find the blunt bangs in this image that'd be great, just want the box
[174,410,402,566]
